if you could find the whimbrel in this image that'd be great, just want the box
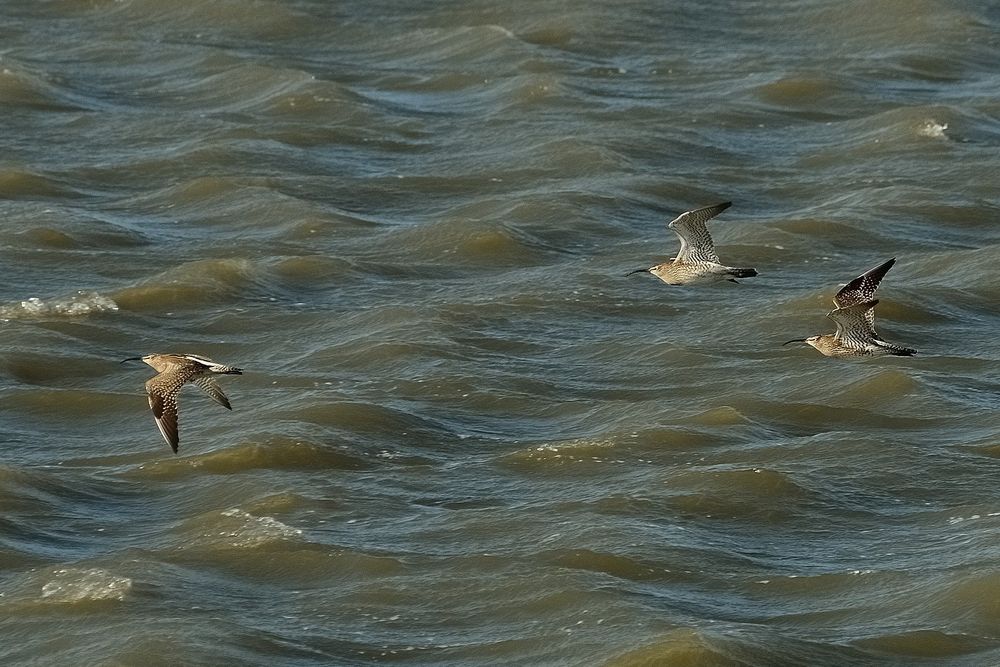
[625,202,758,285]
[783,258,916,357]
[121,353,243,452]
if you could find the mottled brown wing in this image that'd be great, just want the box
[144,367,198,453]
[834,258,895,309]
[146,379,180,453]
[194,376,232,410]
[828,300,879,347]
[668,202,731,264]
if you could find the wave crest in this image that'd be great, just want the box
[0,291,118,320]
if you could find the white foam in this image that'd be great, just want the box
[40,568,131,602]
[216,508,302,547]
[917,120,948,139]
[0,290,118,320]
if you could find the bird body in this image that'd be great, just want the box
[626,202,758,285]
[123,353,243,452]
[785,258,916,358]
[798,300,915,358]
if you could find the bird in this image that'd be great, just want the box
[783,257,916,357]
[625,201,758,285]
[120,353,243,452]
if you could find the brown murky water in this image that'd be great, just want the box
[2,0,1000,664]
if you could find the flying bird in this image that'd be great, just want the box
[625,201,758,285]
[121,353,243,452]
[783,258,916,358]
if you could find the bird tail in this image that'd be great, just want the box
[875,339,916,356]
[211,364,243,375]
[728,267,758,278]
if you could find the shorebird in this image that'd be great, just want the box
[121,353,243,452]
[625,201,758,285]
[783,257,916,358]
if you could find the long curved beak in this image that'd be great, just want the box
[782,339,808,346]
[120,356,144,364]
[624,268,650,277]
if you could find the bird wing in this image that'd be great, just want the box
[146,374,182,453]
[828,300,879,346]
[834,258,895,310]
[194,376,232,410]
[668,202,731,264]
[183,354,243,375]
[144,365,201,453]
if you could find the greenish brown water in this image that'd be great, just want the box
[2,0,1000,664]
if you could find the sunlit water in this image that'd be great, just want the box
[2,0,1000,664]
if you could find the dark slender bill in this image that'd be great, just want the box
[624,268,650,277]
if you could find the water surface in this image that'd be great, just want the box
[2,0,1000,664]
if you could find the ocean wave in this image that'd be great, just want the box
[40,567,132,603]
[0,291,118,320]
[0,64,88,111]
[125,436,372,479]
[604,628,736,666]
[0,167,83,199]
[112,258,261,311]
[175,507,303,551]
[500,438,622,470]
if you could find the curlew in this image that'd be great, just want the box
[783,258,916,358]
[625,201,758,285]
[121,353,243,452]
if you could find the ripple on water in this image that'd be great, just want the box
[933,571,1000,632]
[853,630,996,660]
[10,216,146,250]
[500,438,622,473]
[826,369,921,408]
[112,258,262,311]
[755,73,845,105]
[372,24,526,70]
[685,405,749,427]
[165,507,404,584]
[0,167,82,199]
[542,548,699,585]
[382,215,550,267]
[281,400,448,439]
[794,106,959,171]
[0,66,86,111]
[665,467,809,521]
[731,396,944,433]
[80,0,310,41]
[124,436,372,480]
[174,507,303,551]
[603,628,737,667]
[267,255,354,287]
[118,176,341,236]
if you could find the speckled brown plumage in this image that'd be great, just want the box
[626,202,758,285]
[123,353,243,453]
[784,259,916,358]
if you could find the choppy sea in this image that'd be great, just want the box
[3,1,1000,664]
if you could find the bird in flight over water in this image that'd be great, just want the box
[783,257,916,358]
[121,353,243,452]
[626,201,758,285]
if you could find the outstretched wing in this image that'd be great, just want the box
[195,376,232,410]
[834,258,895,310]
[828,300,879,347]
[182,354,243,375]
[146,375,183,453]
[668,202,731,264]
